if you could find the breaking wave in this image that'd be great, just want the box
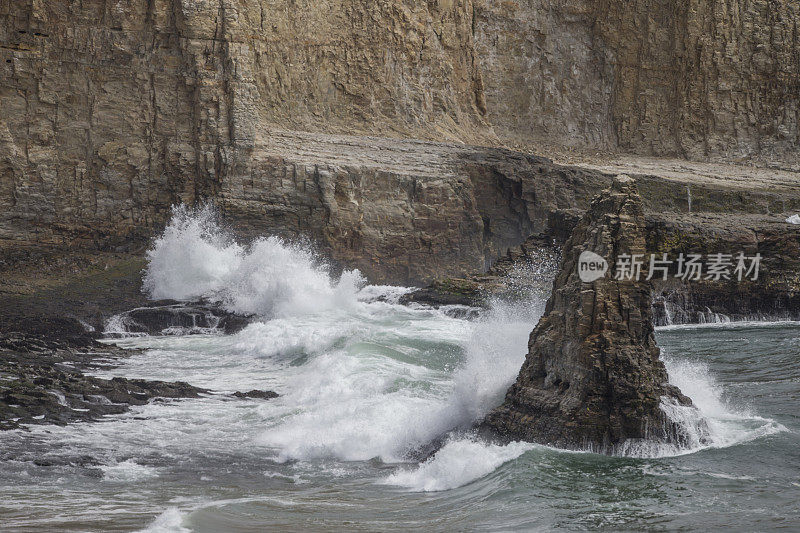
[130,205,788,492]
[142,204,365,317]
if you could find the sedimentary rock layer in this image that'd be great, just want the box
[481,176,695,451]
[1,0,799,285]
[476,0,800,165]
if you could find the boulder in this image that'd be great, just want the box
[232,390,279,400]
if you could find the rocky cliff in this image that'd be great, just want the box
[475,0,800,166]
[1,0,799,286]
[480,176,699,452]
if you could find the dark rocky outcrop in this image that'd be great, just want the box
[480,176,698,452]
[403,207,800,326]
[232,390,279,400]
[0,358,207,430]
[399,234,560,310]
[646,214,800,326]
[0,316,207,430]
[108,302,253,336]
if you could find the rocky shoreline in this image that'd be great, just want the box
[402,224,800,328]
[1,186,798,434]
[0,313,275,432]
[0,315,203,430]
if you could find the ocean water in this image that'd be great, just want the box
[1,207,798,531]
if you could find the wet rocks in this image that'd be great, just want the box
[0,316,207,431]
[232,390,279,400]
[400,279,487,308]
[400,235,561,310]
[0,358,207,430]
[480,176,698,452]
[107,302,253,336]
[645,214,800,326]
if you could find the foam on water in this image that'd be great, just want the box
[256,298,542,463]
[137,203,549,464]
[137,507,189,533]
[83,206,791,499]
[606,354,787,459]
[383,438,535,492]
[100,459,158,482]
[659,356,786,452]
[393,353,787,489]
[143,204,365,317]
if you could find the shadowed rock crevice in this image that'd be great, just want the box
[480,175,704,453]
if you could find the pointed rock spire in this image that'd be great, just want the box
[481,175,697,452]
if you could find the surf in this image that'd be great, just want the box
[104,206,787,491]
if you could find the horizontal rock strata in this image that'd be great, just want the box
[2,0,800,287]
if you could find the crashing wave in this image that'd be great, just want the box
[142,204,366,318]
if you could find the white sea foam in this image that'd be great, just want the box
[610,355,787,458]
[383,438,534,492]
[256,299,542,463]
[356,284,415,304]
[99,205,786,495]
[100,459,158,482]
[142,204,365,317]
[443,299,544,425]
[136,507,189,533]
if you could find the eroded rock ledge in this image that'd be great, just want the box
[0,316,275,431]
[480,176,697,452]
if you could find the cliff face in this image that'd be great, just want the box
[475,0,800,165]
[0,0,493,258]
[1,0,799,284]
[474,1,614,149]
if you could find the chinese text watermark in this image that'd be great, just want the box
[578,252,761,282]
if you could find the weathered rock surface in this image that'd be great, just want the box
[0,317,207,430]
[476,0,800,168]
[0,356,206,430]
[400,234,559,308]
[2,0,800,288]
[643,211,800,325]
[481,176,696,451]
[108,302,252,336]
[232,390,278,400]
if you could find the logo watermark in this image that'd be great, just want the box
[578,252,762,282]
[578,251,609,283]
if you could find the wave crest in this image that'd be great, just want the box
[143,205,365,317]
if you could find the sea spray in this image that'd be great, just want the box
[130,203,786,488]
[2,322,797,530]
[143,204,365,317]
[387,349,787,490]
[383,437,535,492]
[137,508,190,533]
[660,355,785,451]
[255,298,545,463]
[142,204,240,301]
[440,298,547,427]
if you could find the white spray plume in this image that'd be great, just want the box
[143,204,365,317]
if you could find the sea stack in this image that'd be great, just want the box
[481,175,697,452]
